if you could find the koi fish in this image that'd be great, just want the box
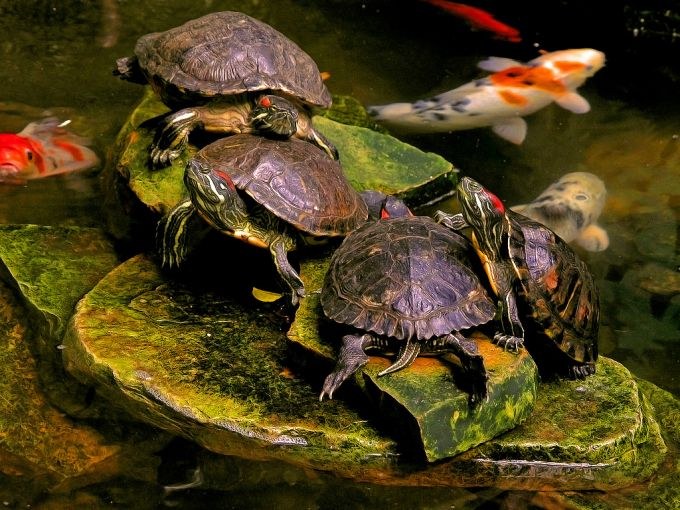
[512,171,609,251]
[0,117,99,184]
[420,0,521,42]
[368,48,605,144]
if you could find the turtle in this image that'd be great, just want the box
[114,11,337,167]
[319,194,496,406]
[435,176,599,379]
[156,134,368,305]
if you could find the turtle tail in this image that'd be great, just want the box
[378,339,421,376]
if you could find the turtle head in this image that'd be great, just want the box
[360,190,412,220]
[184,158,248,230]
[252,95,299,137]
[457,176,507,255]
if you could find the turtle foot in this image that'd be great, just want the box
[570,363,596,379]
[149,109,198,168]
[434,211,468,231]
[493,333,524,352]
[464,354,490,408]
[319,334,371,401]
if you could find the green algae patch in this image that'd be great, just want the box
[0,225,121,414]
[362,339,538,462]
[467,357,668,490]
[0,225,119,338]
[62,254,398,475]
[313,115,457,206]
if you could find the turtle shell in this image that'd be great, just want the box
[321,216,496,341]
[507,210,599,366]
[134,11,331,107]
[194,134,367,235]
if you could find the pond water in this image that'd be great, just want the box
[0,0,678,507]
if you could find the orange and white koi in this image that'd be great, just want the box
[420,0,521,42]
[0,117,99,184]
[368,49,605,144]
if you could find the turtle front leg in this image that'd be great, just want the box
[434,211,469,231]
[320,333,385,400]
[150,108,202,168]
[156,200,196,268]
[440,333,489,406]
[269,235,305,306]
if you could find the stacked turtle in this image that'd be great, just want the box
[115,11,367,305]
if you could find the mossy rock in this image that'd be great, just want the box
[0,226,167,497]
[102,89,457,242]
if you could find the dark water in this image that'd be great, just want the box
[0,0,678,507]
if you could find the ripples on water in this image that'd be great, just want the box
[0,0,677,507]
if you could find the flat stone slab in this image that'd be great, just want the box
[102,89,457,241]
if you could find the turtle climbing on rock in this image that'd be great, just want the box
[320,194,495,406]
[436,176,599,379]
[156,134,367,305]
[115,11,337,167]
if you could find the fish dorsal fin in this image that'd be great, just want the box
[491,117,527,144]
[555,92,591,113]
[478,57,523,72]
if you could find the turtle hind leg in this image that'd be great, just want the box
[320,333,380,401]
[440,332,489,407]
[378,339,421,376]
[306,127,339,160]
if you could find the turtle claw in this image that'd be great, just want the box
[149,109,199,168]
[320,334,371,401]
[493,332,524,352]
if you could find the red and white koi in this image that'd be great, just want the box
[420,0,521,42]
[368,48,605,144]
[0,117,99,184]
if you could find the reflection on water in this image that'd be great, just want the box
[0,0,678,507]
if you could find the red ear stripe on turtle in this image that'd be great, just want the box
[485,189,505,213]
[214,168,236,190]
[259,96,272,108]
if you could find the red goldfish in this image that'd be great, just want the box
[0,118,99,184]
[369,49,605,144]
[420,0,521,42]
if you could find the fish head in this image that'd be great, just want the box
[531,49,605,88]
[0,133,43,179]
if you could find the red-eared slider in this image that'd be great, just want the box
[436,177,599,379]
[115,11,336,167]
[157,134,367,305]
[320,195,495,405]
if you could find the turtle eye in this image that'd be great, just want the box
[259,96,272,108]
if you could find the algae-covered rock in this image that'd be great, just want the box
[102,89,457,242]
[0,228,166,498]
[0,225,120,415]
[62,253,399,477]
